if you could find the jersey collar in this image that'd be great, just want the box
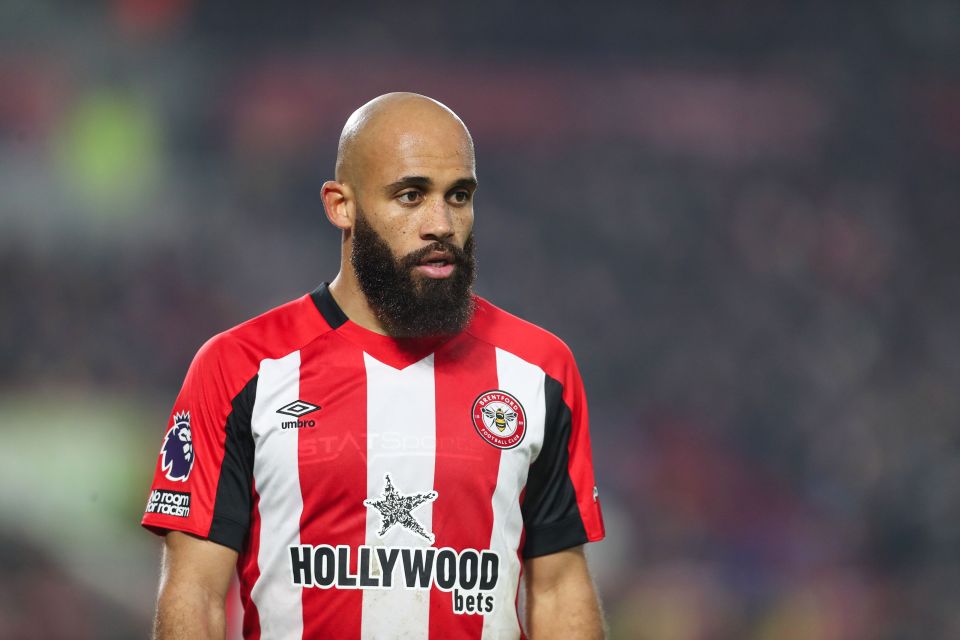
[309,283,453,370]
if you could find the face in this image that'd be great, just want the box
[349,122,479,337]
[351,210,476,337]
[353,124,477,259]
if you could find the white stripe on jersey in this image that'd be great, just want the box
[250,351,304,640]
[361,353,438,640]
[482,348,547,640]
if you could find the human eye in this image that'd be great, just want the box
[397,190,423,205]
[448,189,472,205]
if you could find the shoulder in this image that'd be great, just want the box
[466,296,578,383]
[186,293,332,387]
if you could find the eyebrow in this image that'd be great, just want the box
[383,175,478,194]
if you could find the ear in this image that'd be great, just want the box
[321,180,354,231]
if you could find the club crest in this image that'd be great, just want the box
[472,390,526,449]
[161,410,194,481]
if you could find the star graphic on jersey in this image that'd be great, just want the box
[363,474,438,543]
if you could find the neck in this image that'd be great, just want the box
[327,267,391,336]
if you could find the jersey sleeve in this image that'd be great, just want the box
[520,351,605,558]
[141,335,258,552]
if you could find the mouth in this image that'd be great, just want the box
[413,251,456,279]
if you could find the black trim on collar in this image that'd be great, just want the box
[310,283,348,329]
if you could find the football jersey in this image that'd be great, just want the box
[142,283,605,640]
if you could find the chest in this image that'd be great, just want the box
[246,344,547,541]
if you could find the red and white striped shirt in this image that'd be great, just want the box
[142,284,605,639]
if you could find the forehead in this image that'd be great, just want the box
[363,120,475,185]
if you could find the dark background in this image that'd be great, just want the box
[1,1,959,638]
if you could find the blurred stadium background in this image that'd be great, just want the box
[2,1,959,638]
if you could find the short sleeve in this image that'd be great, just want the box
[520,354,605,558]
[141,335,258,552]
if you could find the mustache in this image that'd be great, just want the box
[400,237,473,268]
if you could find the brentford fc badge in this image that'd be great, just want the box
[472,390,526,449]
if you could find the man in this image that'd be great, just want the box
[142,92,605,639]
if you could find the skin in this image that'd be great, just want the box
[154,92,604,639]
[154,532,235,640]
[524,545,606,639]
[321,92,478,335]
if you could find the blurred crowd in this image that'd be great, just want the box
[2,1,959,638]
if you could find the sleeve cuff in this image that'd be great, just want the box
[521,512,591,558]
[141,515,247,553]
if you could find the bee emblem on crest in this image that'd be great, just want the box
[481,406,517,433]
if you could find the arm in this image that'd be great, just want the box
[154,531,237,640]
[524,545,605,639]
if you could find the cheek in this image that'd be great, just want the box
[450,207,473,232]
[378,216,422,255]
[454,208,475,238]
[390,218,420,241]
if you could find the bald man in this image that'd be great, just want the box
[143,93,606,640]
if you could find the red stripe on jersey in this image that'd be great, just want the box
[468,298,605,544]
[297,333,368,639]
[142,294,334,544]
[429,335,502,638]
[563,364,605,542]
[237,482,262,640]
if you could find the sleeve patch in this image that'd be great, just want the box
[160,410,194,481]
[145,489,191,518]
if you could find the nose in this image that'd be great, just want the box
[419,196,454,242]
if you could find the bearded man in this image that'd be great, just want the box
[142,92,606,640]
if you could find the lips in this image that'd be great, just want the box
[414,250,456,279]
[418,250,453,266]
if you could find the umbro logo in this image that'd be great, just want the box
[277,400,321,417]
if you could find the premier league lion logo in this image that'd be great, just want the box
[161,411,194,481]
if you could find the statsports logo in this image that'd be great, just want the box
[161,410,194,481]
[471,390,526,449]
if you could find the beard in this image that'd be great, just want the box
[351,209,477,338]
